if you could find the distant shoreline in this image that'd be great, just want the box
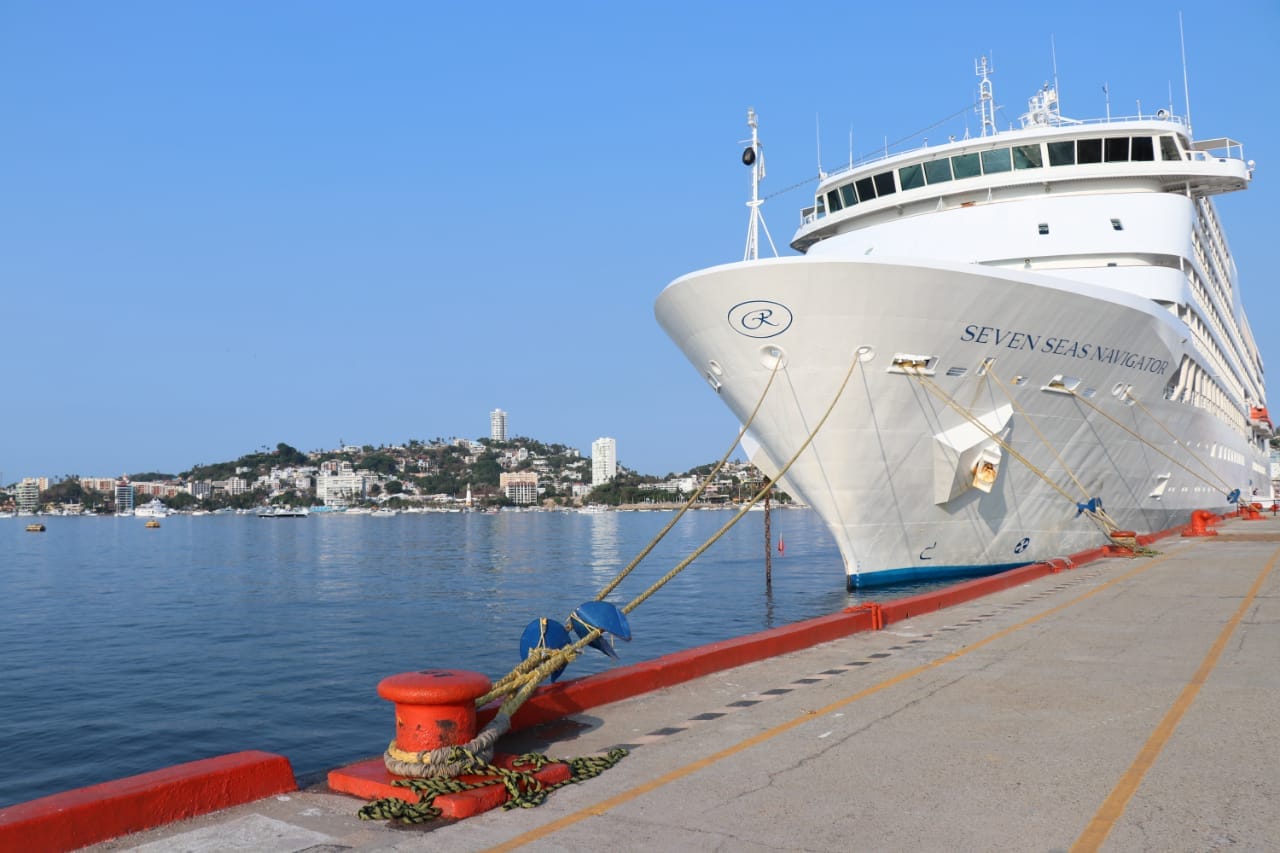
[611,502,801,512]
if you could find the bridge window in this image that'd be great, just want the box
[1013,144,1043,169]
[1105,137,1130,162]
[839,184,857,207]
[826,189,843,212]
[1131,136,1155,161]
[1077,138,1103,163]
[873,171,896,196]
[981,148,1012,174]
[924,159,953,184]
[855,176,876,202]
[898,163,925,190]
[1048,140,1075,166]
[1159,136,1181,160]
[952,152,981,179]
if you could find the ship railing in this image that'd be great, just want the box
[813,111,1190,185]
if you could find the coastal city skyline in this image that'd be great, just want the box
[2,423,769,514]
[2,403,633,489]
[4,3,1276,481]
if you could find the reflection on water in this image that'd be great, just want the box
[0,507,971,808]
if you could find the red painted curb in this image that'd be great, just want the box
[0,750,296,853]
[480,606,883,731]
[479,521,1196,733]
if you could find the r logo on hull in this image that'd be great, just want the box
[728,300,793,339]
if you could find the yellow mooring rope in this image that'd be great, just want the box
[479,356,786,706]
[480,347,865,719]
[373,344,868,814]
[1075,388,1236,497]
[907,368,1121,538]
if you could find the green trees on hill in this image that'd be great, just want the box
[183,442,308,481]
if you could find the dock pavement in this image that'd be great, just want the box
[88,525,1279,852]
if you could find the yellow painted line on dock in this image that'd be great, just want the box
[483,544,1196,852]
[1071,545,1279,853]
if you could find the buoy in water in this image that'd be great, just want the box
[778,536,785,554]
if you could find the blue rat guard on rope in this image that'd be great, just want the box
[518,618,572,682]
[568,601,632,660]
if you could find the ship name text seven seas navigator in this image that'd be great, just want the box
[960,324,1171,374]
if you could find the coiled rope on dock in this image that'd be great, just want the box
[360,747,629,824]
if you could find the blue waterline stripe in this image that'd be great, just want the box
[848,561,1032,590]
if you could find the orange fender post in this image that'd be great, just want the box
[377,669,492,754]
[329,669,571,820]
[1182,509,1220,537]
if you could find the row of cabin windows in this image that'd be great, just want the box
[821,135,1181,215]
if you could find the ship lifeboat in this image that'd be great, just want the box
[1249,406,1273,437]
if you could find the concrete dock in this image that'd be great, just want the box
[75,528,1280,851]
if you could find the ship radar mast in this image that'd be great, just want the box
[976,56,996,137]
[742,107,778,261]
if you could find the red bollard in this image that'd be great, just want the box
[1182,509,1219,537]
[329,668,573,820]
[377,669,493,754]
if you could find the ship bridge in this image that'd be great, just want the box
[792,119,1251,253]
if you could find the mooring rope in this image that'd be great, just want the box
[478,357,784,705]
[359,746,629,825]
[908,368,1121,537]
[1107,389,1237,495]
[384,346,866,785]
[985,365,1095,501]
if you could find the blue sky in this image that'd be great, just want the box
[3,2,1277,481]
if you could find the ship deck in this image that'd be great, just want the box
[80,522,1280,851]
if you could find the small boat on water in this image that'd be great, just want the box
[25,523,46,532]
[145,519,161,529]
[134,499,169,518]
[256,507,310,518]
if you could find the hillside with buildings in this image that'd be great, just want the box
[2,409,772,514]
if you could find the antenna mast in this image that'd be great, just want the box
[1051,36,1061,112]
[1179,12,1193,135]
[976,55,996,137]
[742,107,778,262]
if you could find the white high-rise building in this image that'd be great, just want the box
[16,478,40,513]
[592,437,617,486]
[114,478,135,514]
[490,408,508,442]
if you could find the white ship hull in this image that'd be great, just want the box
[657,256,1266,588]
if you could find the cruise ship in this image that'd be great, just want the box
[656,61,1269,589]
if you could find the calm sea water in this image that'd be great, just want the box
[0,508,939,808]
